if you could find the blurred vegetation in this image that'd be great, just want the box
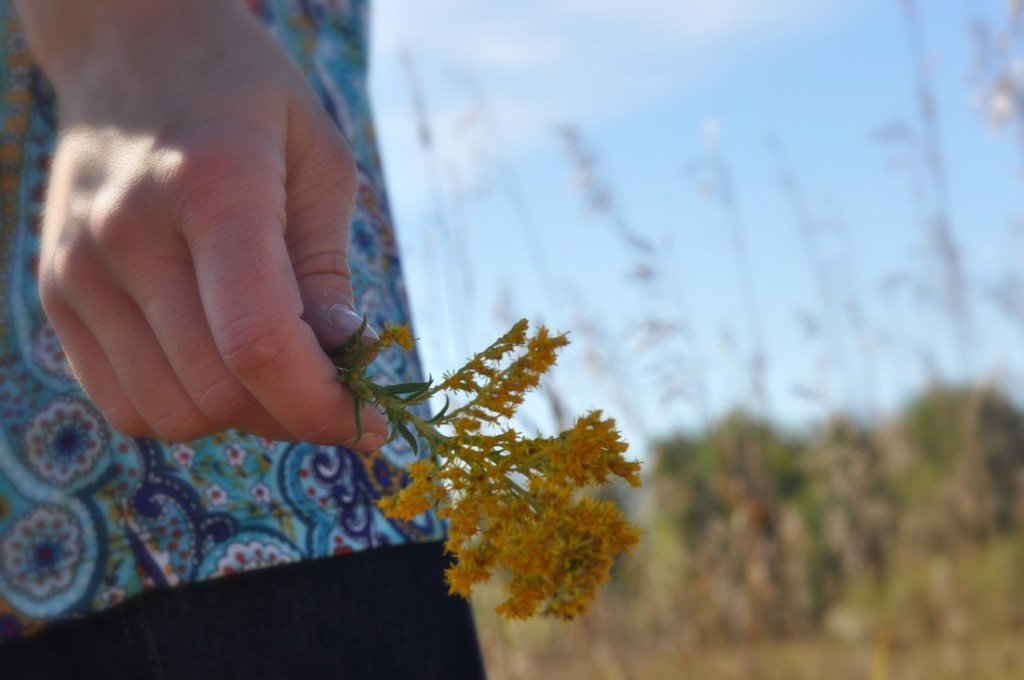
[473,384,1024,678]
[391,1,1024,675]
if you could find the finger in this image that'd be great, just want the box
[40,296,156,438]
[128,257,295,442]
[285,107,378,355]
[64,277,222,442]
[182,174,388,449]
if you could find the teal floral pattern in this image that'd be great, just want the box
[0,0,443,643]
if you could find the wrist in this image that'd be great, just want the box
[13,0,244,94]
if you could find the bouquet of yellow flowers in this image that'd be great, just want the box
[331,319,641,620]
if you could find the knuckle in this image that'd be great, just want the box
[190,373,253,423]
[215,313,291,379]
[50,241,101,291]
[293,116,356,191]
[88,186,147,250]
[37,269,65,316]
[328,137,357,184]
[171,143,244,192]
[170,139,283,236]
[315,134,358,195]
[292,250,350,280]
[149,403,213,442]
[102,404,152,438]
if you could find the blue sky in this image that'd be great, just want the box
[367,0,1024,446]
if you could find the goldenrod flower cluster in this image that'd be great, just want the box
[331,319,642,619]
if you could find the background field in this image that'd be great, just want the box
[370,1,1024,677]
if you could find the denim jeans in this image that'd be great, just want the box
[0,541,486,679]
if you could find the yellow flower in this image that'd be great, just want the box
[375,459,437,520]
[336,318,642,620]
[378,323,416,350]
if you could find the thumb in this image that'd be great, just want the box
[286,114,378,353]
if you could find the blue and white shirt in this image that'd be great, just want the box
[0,0,443,643]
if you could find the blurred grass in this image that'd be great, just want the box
[393,3,1024,676]
[469,386,1024,679]
[475,524,1024,680]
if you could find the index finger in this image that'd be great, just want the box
[183,191,387,449]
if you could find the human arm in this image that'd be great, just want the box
[12,0,386,448]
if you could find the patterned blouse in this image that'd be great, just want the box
[0,0,444,644]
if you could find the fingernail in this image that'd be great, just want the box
[328,305,379,343]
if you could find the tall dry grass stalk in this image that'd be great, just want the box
[767,137,856,414]
[556,124,710,430]
[394,2,1024,675]
[897,0,973,376]
[827,203,883,419]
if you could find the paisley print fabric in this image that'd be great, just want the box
[0,0,444,643]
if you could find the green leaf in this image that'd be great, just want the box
[429,395,451,424]
[394,419,420,456]
[381,380,433,396]
[399,388,433,405]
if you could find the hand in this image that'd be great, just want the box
[21,0,387,448]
